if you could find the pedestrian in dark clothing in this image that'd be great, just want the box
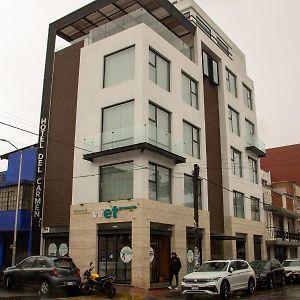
[168,252,181,290]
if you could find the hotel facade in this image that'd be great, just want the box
[35,0,267,289]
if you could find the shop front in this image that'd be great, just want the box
[69,199,211,290]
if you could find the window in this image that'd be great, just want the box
[251,197,260,221]
[183,121,200,159]
[149,49,170,91]
[231,147,242,177]
[104,46,135,87]
[225,68,237,96]
[149,163,171,203]
[149,103,171,150]
[19,257,37,268]
[100,162,133,202]
[228,107,240,136]
[248,157,258,184]
[184,174,202,209]
[182,72,198,109]
[233,191,244,218]
[102,101,134,151]
[202,51,219,86]
[36,258,50,268]
[243,84,253,110]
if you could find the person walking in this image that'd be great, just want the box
[168,252,181,290]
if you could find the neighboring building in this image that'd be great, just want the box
[261,144,300,186]
[261,170,300,262]
[36,0,266,289]
[0,145,37,269]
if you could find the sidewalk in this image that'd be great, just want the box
[57,286,182,300]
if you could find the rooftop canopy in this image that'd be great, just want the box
[53,0,196,42]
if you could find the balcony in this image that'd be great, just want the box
[245,134,266,157]
[82,124,186,164]
[266,227,300,245]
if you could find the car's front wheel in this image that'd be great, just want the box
[4,275,13,289]
[39,280,51,296]
[247,278,255,295]
[220,281,230,299]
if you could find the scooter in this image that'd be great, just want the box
[80,261,116,299]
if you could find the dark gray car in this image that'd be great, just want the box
[3,256,81,295]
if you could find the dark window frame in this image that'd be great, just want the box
[225,68,237,97]
[231,147,242,177]
[103,45,135,88]
[149,48,170,92]
[181,71,199,109]
[228,106,240,136]
[184,174,202,209]
[99,161,134,202]
[183,120,200,159]
[243,83,253,110]
[233,191,245,218]
[148,162,171,203]
[202,50,219,86]
[248,157,258,184]
[251,196,260,221]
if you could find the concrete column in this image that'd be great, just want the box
[171,224,186,284]
[132,216,150,289]
[261,237,267,260]
[202,228,211,262]
[246,234,254,262]
[224,240,236,259]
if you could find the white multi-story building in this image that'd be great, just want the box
[36,0,267,290]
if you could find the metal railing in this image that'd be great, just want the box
[266,227,300,241]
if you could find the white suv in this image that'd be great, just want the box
[181,260,256,299]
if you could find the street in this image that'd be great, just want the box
[1,285,300,300]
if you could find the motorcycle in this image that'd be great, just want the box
[80,261,116,299]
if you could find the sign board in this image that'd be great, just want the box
[187,250,194,263]
[149,247,155,262]
[59,243,68,256]
[92,205,138,219]
[120,246,132,263]
[48,243,57,256]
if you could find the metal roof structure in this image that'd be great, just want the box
[53,0,195,42]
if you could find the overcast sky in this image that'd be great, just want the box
[0,0,299,171]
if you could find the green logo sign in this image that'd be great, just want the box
[92,205,138,219]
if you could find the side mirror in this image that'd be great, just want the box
[229,267,233,273]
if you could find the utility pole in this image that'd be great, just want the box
[193,164,200,268]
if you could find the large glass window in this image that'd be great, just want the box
[100,162,133,201]
[228,106,240,136]
[183,121,200,159]
[225,68,237,97]
[245,119,255,137]
[233,191,244,218]
[182,72,198,109]
[149,103,171,151]
[149,163,171,203]
[251,197,260,221]
[104,46,135,87]
[202,51,219,86]
[249,157,258,184]
[184,175,202,209]
[243,84,253,110]
[231,147,242,177]
[149,49,170,91]
[102,101,134,151]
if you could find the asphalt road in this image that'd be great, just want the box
[1,285,300,299]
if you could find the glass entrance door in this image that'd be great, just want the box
[150,234,170,283]
[98,234,131,283]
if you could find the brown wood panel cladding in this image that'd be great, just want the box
[43,41,83,227]
[203,78,224,234]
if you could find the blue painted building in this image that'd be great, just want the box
[0,145,37,269]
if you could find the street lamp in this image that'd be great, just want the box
[0,138,22,266]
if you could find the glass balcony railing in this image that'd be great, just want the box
[245,134,266,157]
[83,123,185,159]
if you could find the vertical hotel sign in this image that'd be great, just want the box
[31,117,48,254]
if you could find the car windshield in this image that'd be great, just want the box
[283,260,300,267]
[195,261,228,272]
[52,258,76,269]
[250,260,270,270]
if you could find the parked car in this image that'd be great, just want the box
[250,260,285,289]
[3,256,81,295]
[181,259,256,299]
[282,259,300,283]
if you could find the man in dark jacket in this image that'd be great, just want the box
[168,252,181,290]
